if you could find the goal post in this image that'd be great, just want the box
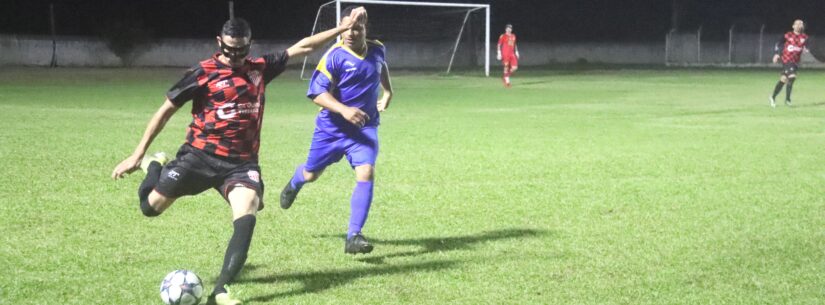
[300,0,491,79]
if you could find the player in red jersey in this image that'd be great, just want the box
[497,24,520,88]
[770,19,808,107]
[111,8,366,305]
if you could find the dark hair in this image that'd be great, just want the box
[221,18,251,38]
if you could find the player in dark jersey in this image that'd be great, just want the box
[770,19,808,108]
[111,8,366,305]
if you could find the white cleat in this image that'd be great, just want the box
[769,96,776,108]
[140,152,170,173]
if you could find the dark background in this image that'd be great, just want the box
[4,0,825,42]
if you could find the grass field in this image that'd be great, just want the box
[1,67,824,304]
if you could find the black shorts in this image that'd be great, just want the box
[782,63,799,76]
[155,144,264,204]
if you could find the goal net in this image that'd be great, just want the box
[300,0,490,79]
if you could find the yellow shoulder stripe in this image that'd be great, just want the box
[315,42,343,81]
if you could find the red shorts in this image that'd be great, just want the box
[502,54,518,68]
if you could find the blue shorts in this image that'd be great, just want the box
[304,127,379,172]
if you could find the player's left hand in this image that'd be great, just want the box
[112,154,142,180]
[377,93,392,112]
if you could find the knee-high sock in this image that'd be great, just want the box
[213,215,256,294]
[289,164,307,190]
[504,69,511,84]
[138,162,162,217]
[785,78,795,101]
[348,181,374,238]
[772,81,785,99]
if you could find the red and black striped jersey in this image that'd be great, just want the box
[166,51,289,161]
[777,32,808,64]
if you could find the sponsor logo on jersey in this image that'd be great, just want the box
[216,80,230,89]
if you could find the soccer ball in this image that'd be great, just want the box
[160,270,204,305]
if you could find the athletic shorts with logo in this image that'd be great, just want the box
[782,63,798,76]
[154,144,265,204]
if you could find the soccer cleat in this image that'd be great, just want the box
[279,181,300,209]
[785,99,792,107]
[140,152,170,173]
[207,289,242,305]
[345,233,374,254]
[769,96,776,108]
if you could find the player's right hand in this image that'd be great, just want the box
[340,7,367,30]
[496,53,502,61]
[341,106,369,128]
[112,154,142,180]
[772,54,780,64]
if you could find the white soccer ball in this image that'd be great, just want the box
[160,270,204,305]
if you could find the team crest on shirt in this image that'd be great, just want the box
[247,170,260,183]
[247,70,262,86]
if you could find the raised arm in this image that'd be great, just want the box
[111,99,179,179]
[286,7,366,59]
[377,63,393,112]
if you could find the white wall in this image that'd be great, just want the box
[2,34,671,68]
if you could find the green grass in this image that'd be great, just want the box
[1,67,823,304]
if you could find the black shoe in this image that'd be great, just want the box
[785,99,792,106]
[280,181,300,209]
[345,233,374,254]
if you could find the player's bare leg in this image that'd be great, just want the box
[210,186,259,305]
[346,164,375,254]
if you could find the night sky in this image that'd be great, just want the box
[4,0,825,42]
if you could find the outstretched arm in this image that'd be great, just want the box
[377,63,393,112]
[286,7,366,59]
[111,99,179,179]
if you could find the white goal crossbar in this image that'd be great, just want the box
[301,0,490,78]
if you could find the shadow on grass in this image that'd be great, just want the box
[354,228,547,264]
[239,228,546,303]
[791,101,825,108]
[241,260,459,303]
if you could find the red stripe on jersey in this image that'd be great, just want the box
[781,32,808,64]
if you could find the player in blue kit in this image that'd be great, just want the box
[279,6,393,254]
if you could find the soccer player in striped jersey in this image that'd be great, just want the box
[279,6,393,255]
[111,8,366,305]
[770,19,808,107]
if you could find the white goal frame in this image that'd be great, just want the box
[300,0,491,79]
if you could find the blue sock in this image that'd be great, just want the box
[348,181,374,239]
[289,164,307,190]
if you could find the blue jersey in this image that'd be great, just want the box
[308,40,386,137]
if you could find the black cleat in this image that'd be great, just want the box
[280,181,300,209]
[345,233,374,254]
